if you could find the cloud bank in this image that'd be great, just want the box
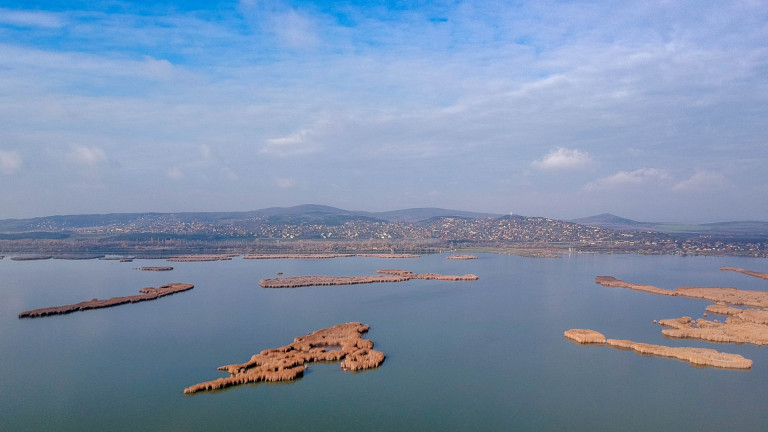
[532,148,593,171]
[0,1,765,222]
[0,150,21,175]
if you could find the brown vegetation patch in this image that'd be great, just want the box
[659,314,768,346]
[594,276,676,296]
[564,329,606,344]
[447,254,478,260]
[243,254,353,259]
[674,286,768,308]
[605,339,752,369]
[595,275,768,308]
[721,266,768,281]
[564,328,752,369]
[11,255,53,261]
[18,283,194,318]
[356,254,420,258]
[705,304,743,316]
[591,268,768,366]
[260,269,478,288]
[167,255,234,262]
[183,322,385,394]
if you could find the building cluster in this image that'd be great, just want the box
[7,215,768,258]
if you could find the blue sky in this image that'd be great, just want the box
[1,1,766,222]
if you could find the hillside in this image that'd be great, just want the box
[571,213,652,231]
[574,213,768,240]
[0,205,502,233]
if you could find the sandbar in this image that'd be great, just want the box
[260,269,478,288]
[183,322,385,394]
[18,283,193,318]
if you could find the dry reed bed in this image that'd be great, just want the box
[244,254,353,259]
[446,254,478,260]
[260,269,478,288]
[564,328,752,369]
[595,275,768,308]
[167,255,234,262]
[243,253,419,260]
[606,339,752,369]
[183,322,385,394]
[590,266,768,356]
[18,283,194,318]
[564,329,606,344]
[720,267,768,281]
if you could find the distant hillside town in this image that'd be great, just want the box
[1,205,766,257]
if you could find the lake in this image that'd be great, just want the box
[2,253,768,431]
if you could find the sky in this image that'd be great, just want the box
[1,1,766,223]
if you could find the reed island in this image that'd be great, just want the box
[183,322,385,394]
[564,329,752,369]
[569,266,768,369]
[18,283,194,318]
[447,254,478,260]
[260,269,478,288]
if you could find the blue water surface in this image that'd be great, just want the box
[1,253,767,431]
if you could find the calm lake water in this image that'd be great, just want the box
[2,253,768,431]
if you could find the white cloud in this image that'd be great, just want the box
[586,168,671,190]
[238,2,320,49]
[673,171,727,192]
[140,57,176,81]
[0,1,767,220]
[275,177,297,188]
[167,167,184,180]
[222,167,238,181]
[67,145,107,165]
[199,144,211,159]
[0,150,22,175]
[532,147,593,171]
[0,8,65,28]
[261,128,321,157]
[273,9,320,49]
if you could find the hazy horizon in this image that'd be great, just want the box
[1,202,766,226]
[1,1,766,223]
